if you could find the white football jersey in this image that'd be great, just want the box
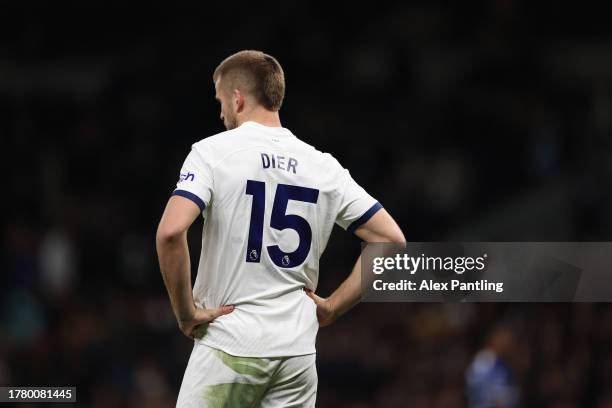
[173,121,381,357]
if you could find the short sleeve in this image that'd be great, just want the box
[172,146,213,212]
[335,169,382,233]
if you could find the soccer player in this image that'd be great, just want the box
[465,324,519,408]
[156,50,405,407]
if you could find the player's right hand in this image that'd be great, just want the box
[304,289,337,327]
[179,305,235,339]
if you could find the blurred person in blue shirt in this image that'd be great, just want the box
[466,323,519,408]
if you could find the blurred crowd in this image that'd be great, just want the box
[2,2,612,406]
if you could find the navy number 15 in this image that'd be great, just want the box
[245,180,319,268]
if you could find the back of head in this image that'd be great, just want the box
[486,322,517,357]
[213,50,285,111]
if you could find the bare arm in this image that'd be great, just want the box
[156,195,233,338]
[306,208,405,326]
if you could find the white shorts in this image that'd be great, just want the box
[176,342,317,407]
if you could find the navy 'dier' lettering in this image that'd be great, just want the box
[261,153,298,174]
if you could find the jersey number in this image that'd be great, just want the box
[245,180,319,268]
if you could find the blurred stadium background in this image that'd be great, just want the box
[2,2,612,407]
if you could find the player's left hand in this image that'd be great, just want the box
[304,289,337,327]
[179,305,234,339]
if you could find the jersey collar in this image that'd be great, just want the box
[241,121,294,137]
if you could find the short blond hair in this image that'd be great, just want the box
[213,50,285,111]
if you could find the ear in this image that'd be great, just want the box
[233,89,245,113]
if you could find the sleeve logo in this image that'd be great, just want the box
[179,172,195,182]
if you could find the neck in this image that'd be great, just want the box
[238,107,282,128]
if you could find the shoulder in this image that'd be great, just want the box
[286,135,350,182]
[313,148,345,173]
[287,134,339,167]
[192,127,243,150]
[189,127,248,165]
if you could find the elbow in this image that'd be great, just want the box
[380,223,406,246]
[387,230,407,247]
[156,224,186,246]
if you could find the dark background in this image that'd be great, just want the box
[2,2,612,407]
